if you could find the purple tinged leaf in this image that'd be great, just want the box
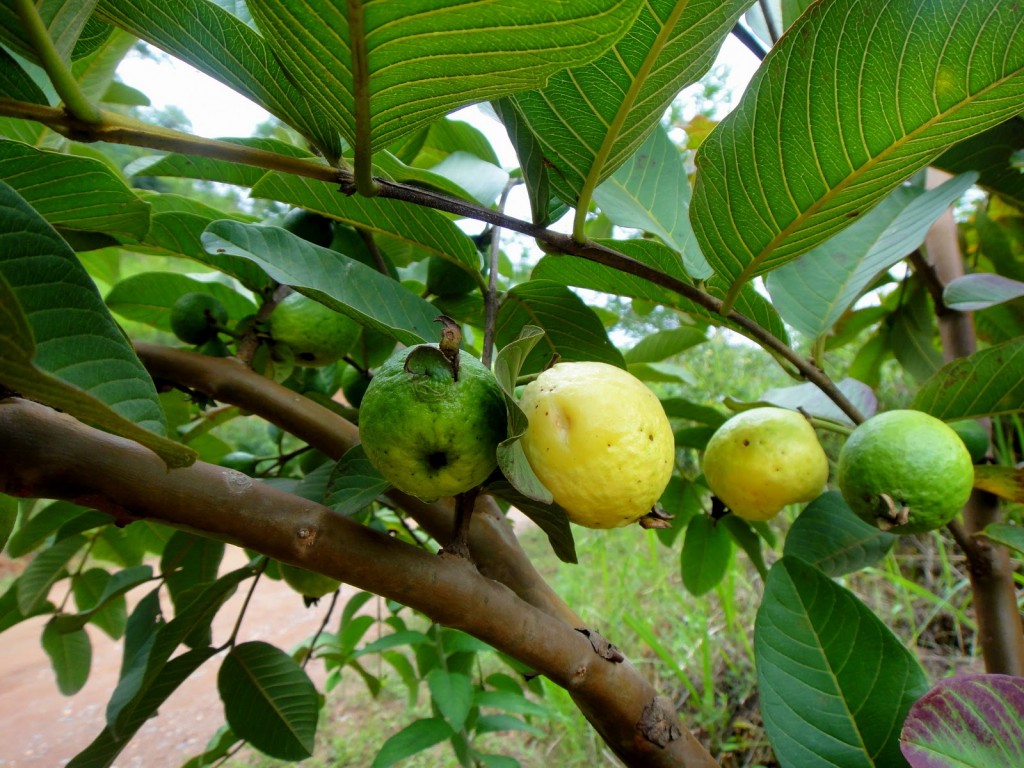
[943,274,1024,312]
[901,674,1024,768]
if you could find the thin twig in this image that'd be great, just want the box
[302,589,341,668]
[482,179,518,368]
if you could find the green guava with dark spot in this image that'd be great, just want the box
[357,344,507,500]
[269,293,361,367]
[170,292,228,345]
[282,208,334,248]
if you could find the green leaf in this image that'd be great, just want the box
[42,618,92,696]
[247,0,644,153]
[720,515,769,582]
[0,0,100,63]
[0,493,16,553]
[692,0,1024,305]
[490,98,562,226]
[681,515,731,597]
[55,565,153,636]
[16,533,86,615]
[474,690,549,719]
[944,274,1024,313]
[936,117,1024,208]
[70,568,127,640]
[0,141,150,240]
[202,220,439,344]
[0,184,193,468]
[784,491,895,577]
[912,337,1024,419]
[765,173,977,340]
[759,377,878,426]
[218,640,320,761]
[533,238,790,344]
[69,646,218,768]
[325,444,391,517]
[901,674,1024,767]
[891,281,943,383]
[427,669,475,733]
[371,717,453,768]
[125,137,315,187]
[593,125,711,279]
[485,480,576,565]
[509,0,745,210]
[756,557,929,768]
[624,326,707,364]
[96,0,343,159]
[491,326,553,504]
[495,280,625,375]
[0,48,48,104]
[977,522,1024,556]
[0,580,54,634]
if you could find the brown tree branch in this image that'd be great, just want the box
[924,169,1024,675]
[0,99,862,422]
[134,342,581,627]
[0,396,718,768]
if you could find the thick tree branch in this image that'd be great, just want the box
[134,342,581,627]
[0,396,718,768]
[924,169,1024,675]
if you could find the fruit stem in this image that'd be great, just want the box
[436,315,462,381]
[806,416,853,436]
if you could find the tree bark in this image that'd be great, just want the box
[924,169,1024,675]
[0,396,719,767]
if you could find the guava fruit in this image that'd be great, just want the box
[837,409,974,534]
[269,293,361,367]
[357,344,507,500]
[219,451,259,476]
[948,419,989,464]
[702,407,829,522]
[518,361,675,529]
[282,208,334,248]
[340,364,372,408]
[426,256,479,298]
[170,292,228,345]
[280,562,340,599]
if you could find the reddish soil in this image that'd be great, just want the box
[0,549,345,767]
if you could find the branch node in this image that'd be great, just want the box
[637,695,682,748]
[576,627,624,663]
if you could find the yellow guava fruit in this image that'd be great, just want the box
[518,361,675,529]
[837,410,974,534]
[702,407,829,521]
[358,344,507,500]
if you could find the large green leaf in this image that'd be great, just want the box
[756,557,929,768]
[202,220,440,344]
[936,117,1024,209]
[325,444,390,517]
[494,279,625,375]
[784,492,894,577]
[16,533,86,615]
[912,337,1024,419]
[371,717,453,768]
[95,0,342,159]
[70,567,128,640]
[0,48,48,104]
[692,0,1024,308]
[218,640,320,761]
[0,0,99,63]
[765,173,977,341]
[681,514,731,597]
[247,0,644,154]
[531,238,790,344]
[0,140,150,240]
[251,171,479,273]
[592,124,711,279]
[508,0,746,213]
[0,182,193,468]
[53,565,153,634]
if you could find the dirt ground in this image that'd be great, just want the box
[0,548,345,768]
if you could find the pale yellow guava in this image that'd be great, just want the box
[518,362,675,529]
[702,407,829,521]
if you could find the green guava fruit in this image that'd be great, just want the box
[282,208,334,248]
[219,451,259,476]
[518,361,675,529]
[269,293,361,367]
[426,256,479,298]
[948,419,989,464]
[280,562,340,599]
[340,364,372,408]
[170,292,228,345]
[837,410,974,535]
[357,344,507,500]
[701,407,829,522]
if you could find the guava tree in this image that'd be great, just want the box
[1,1,1023,766]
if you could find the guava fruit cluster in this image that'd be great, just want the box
[518,361,675,529]
[358,343,507,501]
[701,407,829,522]
[837,410,974,535]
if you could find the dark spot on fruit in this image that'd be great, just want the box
[298,352,317,362]
[648,433,654,441]
[427,451,448,469]
[742,439,750,447]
